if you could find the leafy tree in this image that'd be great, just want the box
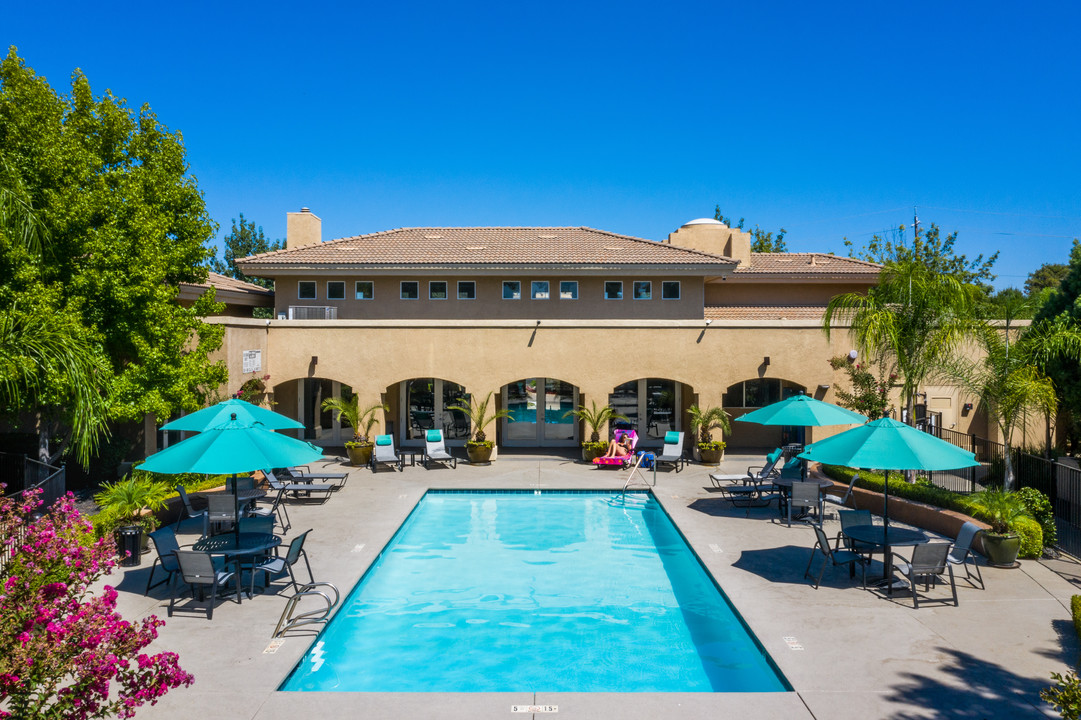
[828,354,894,420]
[687,404,732,445]
[714,205,787,252]
[0,48,227,437]
[1025,262,1069,296]
[845,223,998,284]
[823,260,978,425]
[980,287,1028,319]
[1033,239,1081,453]
[210,212,282,289]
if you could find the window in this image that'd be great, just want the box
[430,281,448,300]
[401,281,419,300]
[503,281,521,300]
[559,281,578,300]
[633,281,652,300]
[298,281,316,300]
[327,281,345,300]
[604,281,623,300]
[661,281,680,300]
[531,281,549,299]
[355,281,374,300]
[722,379,806,408]
[458,281,476,300]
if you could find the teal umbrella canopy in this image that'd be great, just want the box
[735,394,867,427]
[160,399,303,432]
[798,417,979,471]
[140,418,323,475]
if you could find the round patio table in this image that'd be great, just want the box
[843,524,929,593]
[192,532,281,603]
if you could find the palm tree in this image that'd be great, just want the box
[824,260,977,425]
[563,400,627,443]
[688,404,731,445]
[447,391,510,445]
[940,308,1081,490]
[320,395,388,444]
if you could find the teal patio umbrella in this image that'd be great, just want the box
[797,417,979,527]
[736,394,866,478]
[141,415,323,540]
[160,398,303,432]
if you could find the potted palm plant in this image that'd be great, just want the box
[447,391,510,464]
[969,487,1031,567]
[564,401,628,462]
[688,404,731,465]
[321,395,389,466]
[94,473,171,566]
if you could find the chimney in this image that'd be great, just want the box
[665,218,751,267]
[286,207,321,250]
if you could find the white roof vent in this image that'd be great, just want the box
[682,218,725,227]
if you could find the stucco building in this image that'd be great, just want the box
[182,209,985,454]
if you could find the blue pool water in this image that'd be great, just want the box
[279,491,789,693]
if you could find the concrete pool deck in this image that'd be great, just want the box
[109,451,1079,719]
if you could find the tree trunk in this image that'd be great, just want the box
[1003,445,1016,492]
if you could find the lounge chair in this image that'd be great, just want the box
[893,542,958,608]
[592,429,638,468]
[708,447,783,488]
[805,523,867,589]
[423,429,457,469]
[265,475,334,504]
[654,431,686,472]
[371,434,403,472]
[282,465,349,489]
[947,521,985,589]
[778,456,803,480]
[718,474,779,508]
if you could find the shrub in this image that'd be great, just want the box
[1014,516,1043,559]
[820,465,971,513]
[1072,595,1081,640]
[1018,487,1057,548]
[1043,671,1081,720]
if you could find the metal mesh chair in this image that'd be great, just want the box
[948,521,985,589]
[169,550,237,619]
[805,523,867,589]
[894,542,958,608]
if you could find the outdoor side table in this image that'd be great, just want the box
[192,532,282,603]
[842,524,929,593]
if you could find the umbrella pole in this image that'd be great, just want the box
[883,470,890,529]
[232,473,241,543]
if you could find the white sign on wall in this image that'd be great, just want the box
[242,350,262,374]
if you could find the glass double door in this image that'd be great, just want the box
[502,378,578,447]
[401,378,471,446]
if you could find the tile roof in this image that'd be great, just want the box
[736,253,880,276]
[238,227,738,271]
[183,272,275,296]
[705,306,827,320]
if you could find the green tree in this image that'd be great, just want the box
[0,48,227,436]
[1033,239,1081,453]
[1025,262,1069,296]
[939,297,1081,489]
[714,205,787,252]
[211,212,282,289]
[823,260,978,425]
[845,223,998,284]
[828,354,894,420]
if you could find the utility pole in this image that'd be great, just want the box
[913,206,921,243]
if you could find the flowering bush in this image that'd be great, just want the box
[0,489,193,719]
[234,373,271,402]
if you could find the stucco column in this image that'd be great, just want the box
[576,384,615,442]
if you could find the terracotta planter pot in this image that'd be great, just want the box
[346,444,373,466]
[466,444,494,464]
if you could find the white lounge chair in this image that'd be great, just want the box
[370,434,403,472]
[654,431,686,472]
[423,429,457,469]
[709,448,783,488]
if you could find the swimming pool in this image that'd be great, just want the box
[280,491,789,693]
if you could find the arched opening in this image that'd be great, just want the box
[395,378,471,447]
[608,378,688,447]
[501,378,579,447]
[271,377,355,447]
[722,378,807,448]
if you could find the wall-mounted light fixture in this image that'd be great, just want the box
[763,356,770,366]
[818,384,831,390]
[847,349,858,361]
[963,403,973,412]
[311,356,318,366]
[705,318,713,325]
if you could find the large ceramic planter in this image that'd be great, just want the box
[581,445,603,463]
[346,444,373,467]
[981,532,1021,567]
[698,447,724,465]
[466,444,494,464]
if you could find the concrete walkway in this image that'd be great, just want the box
[109,452,1078,720]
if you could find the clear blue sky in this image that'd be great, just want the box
[7,2,1080,290]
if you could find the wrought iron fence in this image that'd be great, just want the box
[0,452,67,570]
[915,425,1081,557]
